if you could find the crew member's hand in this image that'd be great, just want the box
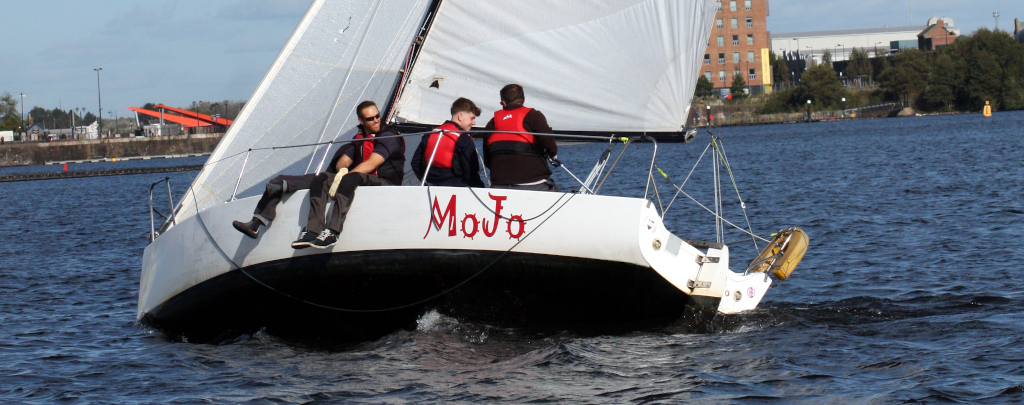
[547,155,562,168]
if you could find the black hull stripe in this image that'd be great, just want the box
[143,250,701,343]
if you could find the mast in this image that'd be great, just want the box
[384,0,444,125]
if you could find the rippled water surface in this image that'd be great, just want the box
[2,112,1023,403]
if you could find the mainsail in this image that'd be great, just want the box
[394,0,717,132]
[177,0,432,221]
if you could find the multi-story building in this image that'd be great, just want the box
[702,0,772,95]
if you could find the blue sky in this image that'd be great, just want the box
[1,0,1018,117]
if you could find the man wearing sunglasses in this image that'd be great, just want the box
[292,100,406,249]
[411,97,485,187]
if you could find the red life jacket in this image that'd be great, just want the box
[424,121,461,169]
[487,107,534,145]
[353,132,377,176]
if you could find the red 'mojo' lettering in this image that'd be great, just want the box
[424,195,457,238]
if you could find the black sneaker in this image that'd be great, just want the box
[310,229,338,249]
[291,229,317,249]
[232,218,261,239]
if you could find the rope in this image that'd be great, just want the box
[179,168,575,313]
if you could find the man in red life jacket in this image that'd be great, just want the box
[411,97,485,187]
[482,84,559,191]
[292,100,406,249]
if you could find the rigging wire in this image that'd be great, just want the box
[305,0,389,174]
[713,135,760,252]
[663,142,711,214]
[158,127,771,316]
[179,168,576,313]
[313,0,431,175]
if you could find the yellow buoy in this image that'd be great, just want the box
[983,101,992,118]
[748,227,809,281]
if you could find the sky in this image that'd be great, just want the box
[0,0,1019,118]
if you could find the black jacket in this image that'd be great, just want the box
[411,122,485,187]
[481,102,557,185]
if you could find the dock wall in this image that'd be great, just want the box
[0,134,222,167]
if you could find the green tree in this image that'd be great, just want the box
[879,49,928,105]
[729,72,747,99]
[951,28,1024,110]
[695,75,715,99]
[0,92,22,131]
[797,64,846,108]
[845,48,872,78]
[822,49,833,65]
[921,52,961,111]
[771,52,789,86]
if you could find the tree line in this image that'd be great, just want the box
[710,28,1024,114]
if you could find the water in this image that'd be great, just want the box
[2,112,1023,403]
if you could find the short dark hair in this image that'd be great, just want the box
[450,97,481,116]
[356,100,377,119]
[500,84,525,104]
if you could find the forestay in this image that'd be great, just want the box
[394,0,717,133]
[176,0,432,222]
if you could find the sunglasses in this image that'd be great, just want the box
[361,114,380,122]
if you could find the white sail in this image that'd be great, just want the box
[394,0,717,133]
[176,0,432,221]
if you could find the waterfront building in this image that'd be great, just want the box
[26,124,45,141]
[918,17,959,51]
[702,0,772,95]
[771,25,926,64]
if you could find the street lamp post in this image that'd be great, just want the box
[806,99,812,122]
[94,68,103,137]
[993,12,1000,31]
[842,97,847,116]
[19,92,25,139]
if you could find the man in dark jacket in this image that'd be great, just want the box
[411,97,485,187]
[292,100,406,249]
[481,84,559,191]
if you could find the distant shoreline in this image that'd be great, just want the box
[0,133,222,167]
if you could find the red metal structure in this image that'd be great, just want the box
[128,104,234,130]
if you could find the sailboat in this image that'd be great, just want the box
[138,0,807,343]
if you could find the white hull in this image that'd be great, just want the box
[139,186,770,341]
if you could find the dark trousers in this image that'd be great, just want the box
[253,174,318,223]
[307,172,390,234]
[490,178,560,192]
